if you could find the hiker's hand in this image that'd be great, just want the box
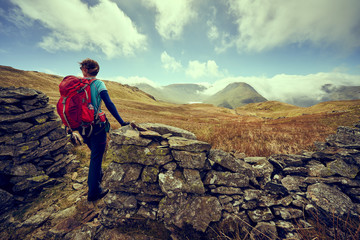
[70,132,82,146]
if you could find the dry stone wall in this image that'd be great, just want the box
[0,87,76,212]
[101,122,360,239]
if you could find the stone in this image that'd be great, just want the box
[306,160,334,177]
[216,212,252,237]
[137,205,157,220]
[159,169,205,196]
[172,150,206,169]
[268,154,305,169]
[281,175,307,192]
[209,149,257,184]
[48,128,67,141]
[163,162,177,171]
[72,183,83,190]
[138,123,197,140]
[168,137,211,153]
[32,114,49,124]
[15,140,40,156]
[0,105,54,124]
[244,189,263,201]
[306,183,356,216]
[183,169,205,194]
[258,195,293,208]
[304,176,360,187]
[20,206,55,227]
[104,192,138,209]
[273,207,303,220]
[250,222,278,240]
[210,186,244,195]
[326,159,359,178]
[158,194,222,232]
[104,162,143,189]
[45,154,75,176]
[107,143,172,166]
[8,163,38,176]
[0,189,14,214]
[283,166,308,176]
[204,171,250,188]
[275,220,295,232]
[0,121,33,133]
[247,208,274,222]
[0,104,24,114]
[250,157,274,187]
[139,130,163,140]
[159,170,185,197]
[24,120,62,141]
[110,128,152,146]
[12,175,50,192]
[327,126,360,148]
[0,87,39,99]
[141,166,159,183]
[0,144,15,157]
[264,182,289,196]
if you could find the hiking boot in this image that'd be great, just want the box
[87,189,109,202]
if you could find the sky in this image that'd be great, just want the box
[1,0,360,106]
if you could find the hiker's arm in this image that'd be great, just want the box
[100,90,129,126]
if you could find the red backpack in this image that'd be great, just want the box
[57,75,96,136]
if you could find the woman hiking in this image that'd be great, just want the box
[78,58,129,201]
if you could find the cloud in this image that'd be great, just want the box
[161,51,182,71]
[206,6,219,41]
[204,72,360,106]
[226,0,360,53]
[142,0,197,40]
[10,0,147,58]
[186,60,223,79]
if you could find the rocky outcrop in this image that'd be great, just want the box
[101,122,360,239]
[0,87,76,211]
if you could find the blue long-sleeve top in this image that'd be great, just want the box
[100,90,127,126]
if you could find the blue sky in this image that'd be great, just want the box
[1,0,360,105]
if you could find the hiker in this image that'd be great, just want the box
[78,58,129,201]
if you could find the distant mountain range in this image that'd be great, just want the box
[134,82,360,109]
[134,82,267,109]
[320,84,360,102]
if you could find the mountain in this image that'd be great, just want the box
[162,84,207,103]
[135,83,207,104]
[135,82,267,109]
[321,84,360,102]
[204,82,267,109]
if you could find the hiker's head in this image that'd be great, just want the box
[79,58,99,77]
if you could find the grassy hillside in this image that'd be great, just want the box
[1,65,359,157]
[236,100,360,120]
[204,82,267,109]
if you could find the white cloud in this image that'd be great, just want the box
[161,51,182,71]
[204,72,360,106]
[186,60,223,79]
[11,0,147,58]
[142,0,197,40]
[207,20,219,41]
[226,0,360,53]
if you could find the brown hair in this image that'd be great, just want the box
[79,58,100,76]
